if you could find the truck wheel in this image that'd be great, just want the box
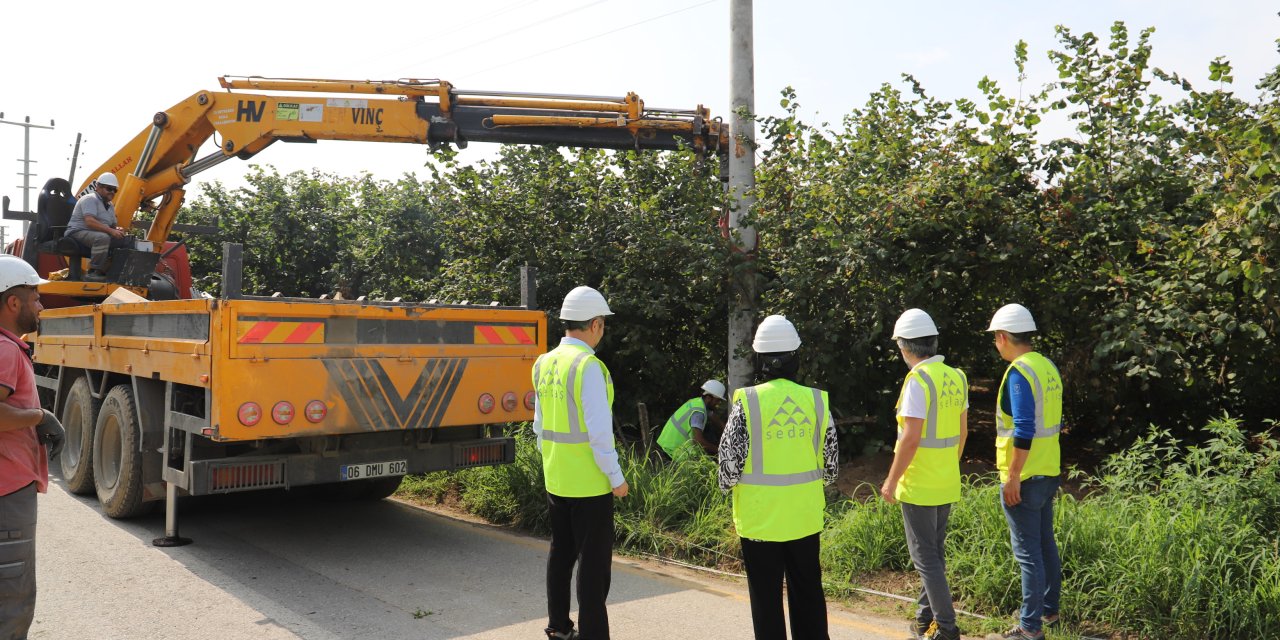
[324,476,404,501]
[92,385,150,518]
[58,376,99,495]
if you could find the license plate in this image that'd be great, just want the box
[340,460,407,481]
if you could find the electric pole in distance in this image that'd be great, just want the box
[1,113,55,235]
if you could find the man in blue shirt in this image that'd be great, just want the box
[985,304,1063,640]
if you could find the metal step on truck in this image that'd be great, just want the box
[36,246,544,545]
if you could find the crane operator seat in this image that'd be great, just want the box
[34,178,93,280]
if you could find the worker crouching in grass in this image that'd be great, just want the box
[718,315,837,640]
[881,309,967,640]
[656,379,726,461]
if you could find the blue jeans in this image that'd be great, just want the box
[1001,475,1061,633]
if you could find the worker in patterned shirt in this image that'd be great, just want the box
[718,315,838,640]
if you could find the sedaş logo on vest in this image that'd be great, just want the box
[538,359,567,400]
[764,395,813,440]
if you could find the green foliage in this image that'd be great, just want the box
[751,23,1280,449]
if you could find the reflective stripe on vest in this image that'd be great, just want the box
[668,401,700,439]
[739,387,825,486]
[995,359,1063,439]
[535,351,593,444]
[898,366,963,449]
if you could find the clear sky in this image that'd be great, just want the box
[1,1,1276,242]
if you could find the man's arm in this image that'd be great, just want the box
[83,214,123,238]
[0,387,42,434]
[882,378,925,503]
[689,411,716,454]
[580,361,627,494]
[717,399,748,493]
[881,417,922,504]
[1002,368,1036,505]
[822,414,838,484]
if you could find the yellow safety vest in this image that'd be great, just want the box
[894,358,966,506]
[657,397,706,459]
[533,342,615,497]
[732,379,829,542]
[995,352,1062,483]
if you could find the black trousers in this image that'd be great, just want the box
[546,492,614,640]
[740,533,829,640]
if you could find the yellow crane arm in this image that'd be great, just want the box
[81,76,727,247]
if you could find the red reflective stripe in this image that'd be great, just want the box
[283,322,322,344]
[239,321,279,344]
[477,325,504,344]
[509,327,535,344]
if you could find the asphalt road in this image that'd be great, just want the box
[30,478,917,640]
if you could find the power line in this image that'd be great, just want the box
[456,0,720,82]
[357,0,546,71]
[393,0,609,76]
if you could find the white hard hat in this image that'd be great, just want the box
[0,256,47,292]
[559,286,614,321]
[987,303,1038,333]
[700,379,726,400]
[752,315,801,353]
[96,172,119,188]
[892,308,938,340]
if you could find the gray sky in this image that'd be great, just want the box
[1,1,1276,242]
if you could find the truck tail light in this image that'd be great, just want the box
[524,391,536,410]
[272,401,295,425]
[478,393,495,414]
[501,392,518,412]
[304,400,327,423]
[238,402,262,426]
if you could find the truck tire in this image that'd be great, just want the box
[323,476,404,501]
[92,385,151,518]
[58,376,99,495]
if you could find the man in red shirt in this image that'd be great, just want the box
[0,256,64,639]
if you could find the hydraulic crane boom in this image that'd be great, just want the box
[85,76,727,249]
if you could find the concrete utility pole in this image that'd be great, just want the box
[727,0,757,394]
[0,113,56,235]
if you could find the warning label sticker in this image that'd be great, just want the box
[276,102,300,121]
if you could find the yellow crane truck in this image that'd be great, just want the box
[2,76,726,545]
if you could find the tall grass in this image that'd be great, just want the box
[399,417,1280,638]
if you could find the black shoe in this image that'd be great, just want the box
[83,271,108,282]
[924,623,961,640]
[545,627,579,640]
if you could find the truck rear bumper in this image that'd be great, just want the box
[167,436,514,496]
